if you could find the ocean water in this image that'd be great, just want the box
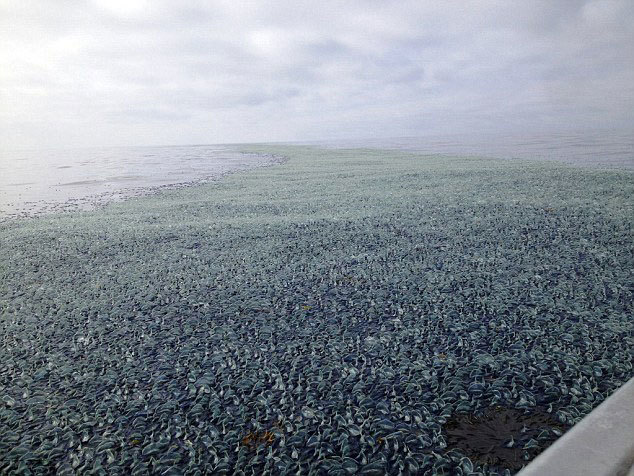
[315,129,634,169]
[0,145,276,218]
[1,130,631,219]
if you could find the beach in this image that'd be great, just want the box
[0,146,632,474]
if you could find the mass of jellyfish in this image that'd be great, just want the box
[0,146,632,475]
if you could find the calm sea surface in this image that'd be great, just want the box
[0,145,276,218]
[316,129,634,169]
[1,130,631,218]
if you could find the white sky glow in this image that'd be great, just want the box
[1,0,633,148]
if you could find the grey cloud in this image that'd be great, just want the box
[0,0,632,148]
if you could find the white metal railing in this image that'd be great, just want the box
[519,377,634,476]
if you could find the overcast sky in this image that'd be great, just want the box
[1,0,633,149]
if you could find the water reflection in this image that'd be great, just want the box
[0,145,270,217]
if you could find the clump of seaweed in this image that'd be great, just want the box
[444,406,568,471]
[241,430,275,449]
